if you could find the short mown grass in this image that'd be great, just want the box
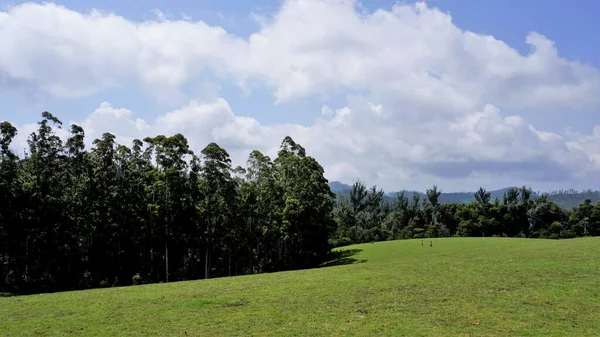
[2,237,599,336]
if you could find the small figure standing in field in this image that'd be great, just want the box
[429,240,433,247]
[421,240,424,246]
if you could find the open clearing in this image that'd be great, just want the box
[2,237,599,336]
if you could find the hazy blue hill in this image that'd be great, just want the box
[329,181,352,193]
[437,187,528,204]
[328,181,600,210]
[546,190,600,210]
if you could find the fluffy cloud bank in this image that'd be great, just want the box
[2,0,600,191]
[12,97,597,192]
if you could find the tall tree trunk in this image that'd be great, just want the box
[165,178,169,283]
[150,247,154,280]
[165,237,169,283]
[256,242,260,274]
[249,243,253,275]
[204,247,209,279]
[25,235,29,286]
[0,251,4,291]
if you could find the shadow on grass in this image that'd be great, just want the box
[321,249,367,267]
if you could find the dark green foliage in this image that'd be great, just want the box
[331,182,600,210]
[2,112,599,295]
[330,180,600,247]
[0,114,335,294]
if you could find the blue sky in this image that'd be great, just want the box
[1,0,599,192]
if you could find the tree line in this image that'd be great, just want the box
[1,112,599,295]
[0,112,335,294]
[331,183,600,210]
[330,182,600,247]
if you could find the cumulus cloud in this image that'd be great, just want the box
[1,1,599,107]
[0,2,246,100]
[2,0,600,190]
[10,97,599,192]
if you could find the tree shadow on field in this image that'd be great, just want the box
[321,249,366,267]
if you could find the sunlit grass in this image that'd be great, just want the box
[2,237,599,336]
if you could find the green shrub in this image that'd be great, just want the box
[549,221,562,234]
[560,230,576,239]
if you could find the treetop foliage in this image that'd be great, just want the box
[0,113,334,294]
[330,181,600,247]
[1,112,599,295]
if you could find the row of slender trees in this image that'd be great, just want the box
[330,182,600,246]
[0,112,335,294]
[2,112,599,295]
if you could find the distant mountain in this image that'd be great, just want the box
[546,190,600,210]
[329,181,352,193]
[427,187,530,205]
[328,181,600,210]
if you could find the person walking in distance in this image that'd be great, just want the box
[429,240,433,247]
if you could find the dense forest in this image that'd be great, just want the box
[1,112,599,295]
[331,182,600,210]
[329,182,600,247]
[0,112,335,294]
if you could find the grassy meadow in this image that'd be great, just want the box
[2,237,599,336]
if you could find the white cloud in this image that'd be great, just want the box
[321,105,334,117]
[9,97,598,192]
[150,9,168,22]
[235,1,600,109]
[0,2,246,100]
[2,0,600,191]
[2,1,598,108]
[324,162,361,184]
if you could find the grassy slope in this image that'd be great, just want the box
[2,237,600,336]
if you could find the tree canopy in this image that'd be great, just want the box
[1,112,599,295]
[0,113,335,294]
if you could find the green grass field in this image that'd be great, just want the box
[2,237,599,336]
